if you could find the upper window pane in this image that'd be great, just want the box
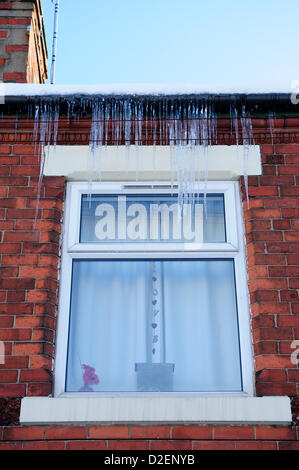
[80,194,226,244]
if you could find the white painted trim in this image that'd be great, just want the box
[20,396,292,425]
[44,145,262,181]
[54,181,254,398]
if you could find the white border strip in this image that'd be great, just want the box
[20,396,292,425]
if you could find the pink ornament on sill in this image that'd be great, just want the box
[79,364,99,392]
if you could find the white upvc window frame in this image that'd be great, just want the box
[54,181,254,398]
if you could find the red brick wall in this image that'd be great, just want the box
[0,0,48,83]
[0,143,64,399]
[243,144,299,407]
[0,125,299,450]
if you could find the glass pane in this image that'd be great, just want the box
[65,259,242,392]
[80,194,226,244]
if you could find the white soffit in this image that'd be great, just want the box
[44,145,261,181]
[20,396,291,425]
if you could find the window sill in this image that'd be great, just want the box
[20,395,292,425]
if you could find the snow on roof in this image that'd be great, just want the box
[1,83,292,97]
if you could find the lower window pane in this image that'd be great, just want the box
[65,259,242,392]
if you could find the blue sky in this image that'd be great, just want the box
[41,0,299,89]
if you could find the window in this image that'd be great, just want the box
[54,182,253,396]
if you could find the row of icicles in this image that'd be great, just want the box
[17,97,275,217]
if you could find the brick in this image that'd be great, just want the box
[255,369,286,382]
[19,369,51,383]
[0,302,33,315]
[20,266,57,279]
[254,327,293,340]
[0,356,28,369]
[3,426,45,441]
[267,242,299,253]
[29,356,52,370]
[251,303,290,315]
[287,253,299,264]
[213,425,254,440]
[7,291,26,302]
[8,18,31,25]
[0,328,31,341]
[260,175,294,186]
[264,155,284,165]
[252,315,275,329]
[273,219,291,230]
[291,220,299,230]
[0,278,35,290]
[248,266,268,279]
[249,208,281,219]
[264,197,299,208]
[288,370,299,381]
[257,382,297,396]
[0,384,26,396]
[249,278,288,291]
[107,440,149,450]
[3,231,39,242]
[0,370,18,383]
[279,165,299,175]
[193,441,235,450]
[252,254,286,265]
[276,144,299,154]
[45,426,87,440]
[66,441,107,450]
[89,426,129,440]
[12,144,38,155]
[278,442,299,450]
[130,426,171,439]
[13,342,43,355]
[248,186,278,197]
[0,242,22,253]
[280,290,299,301]
[281,186,299,196]
[236,441,277,450]
[255,426,297,440]
[0,267,18,278]
[0,316,13,328]
[291,303,299,314]
[27,382,52,396]
[1,254,38,266]
[254,341,278,355]
[285,231,299,241]
[277,315,299,326]
[149,440,191,450]
[171,425,212,440]
[255,355,295,369]
[6,45,29,52]
[251,290,279,302]
[6,208,40,219]
[23,441,65,451]
[0,443,23,450]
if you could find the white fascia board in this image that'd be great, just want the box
[20,396,291,425]
[44,145,261,181]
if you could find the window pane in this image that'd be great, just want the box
[65,259,242,392]
[80,194,226,243]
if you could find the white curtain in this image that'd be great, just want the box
[65,259,242,393]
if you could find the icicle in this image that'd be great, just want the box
[35,103,51,223]
[53,103,60,150]
[268,110,275,145]
[240,105,254,207]
[124,98,132,174]
[200,104,209,218]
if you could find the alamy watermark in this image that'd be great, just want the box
[290,80,299,105]
[290,340,299,366]
[0,340,4,365]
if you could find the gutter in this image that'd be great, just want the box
[0,84,297,117]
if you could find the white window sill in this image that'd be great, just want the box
[20,395,292,425]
